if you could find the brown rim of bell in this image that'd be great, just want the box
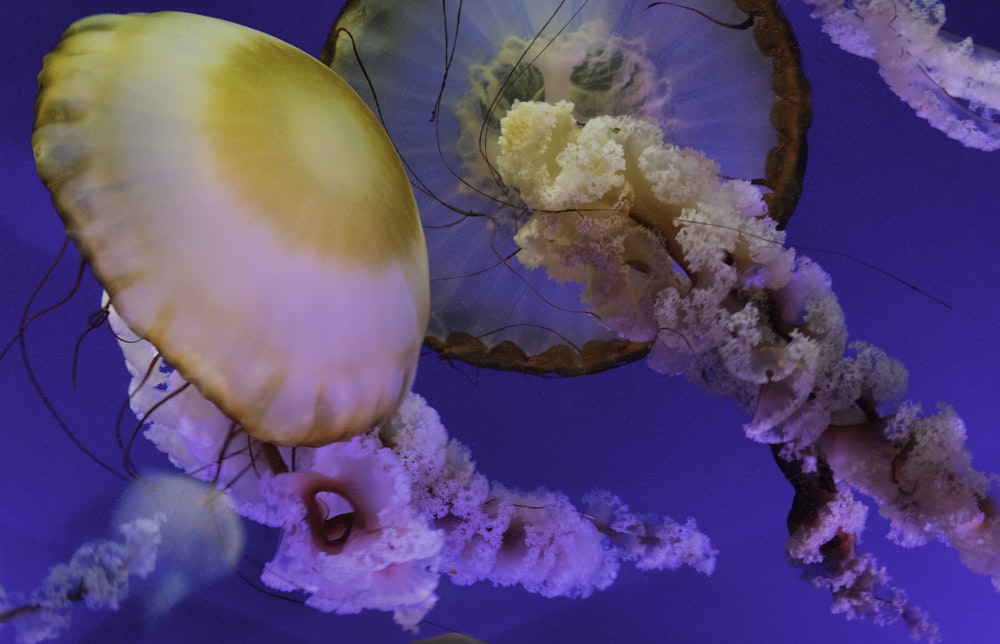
[328,0,812,378]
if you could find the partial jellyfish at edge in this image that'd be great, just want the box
[802,0,1000,151]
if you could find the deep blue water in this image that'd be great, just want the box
[2,1,999,642]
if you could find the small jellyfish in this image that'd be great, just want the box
[113,472,245,628]
[322,0,810,374]
[32,12,429,447]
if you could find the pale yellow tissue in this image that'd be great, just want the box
[497,101,580,210]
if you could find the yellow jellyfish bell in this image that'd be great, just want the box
[32,12,429,447]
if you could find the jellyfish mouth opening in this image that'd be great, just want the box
[304,484,363,554]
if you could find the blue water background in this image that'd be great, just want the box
[1,1,999,642]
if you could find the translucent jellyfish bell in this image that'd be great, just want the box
[32,12,429,446]
[322,0,810,374]
[113,472,245,626]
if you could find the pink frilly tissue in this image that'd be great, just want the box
[107,305,717,630]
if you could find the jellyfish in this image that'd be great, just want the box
[32,11,430,447]
[322,0,811,374]
[26,8,434,629]
[113,472,245,628]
